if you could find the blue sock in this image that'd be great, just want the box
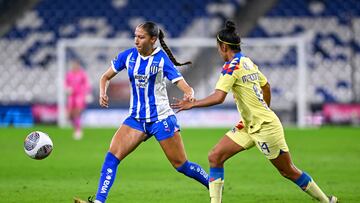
[95,152,121,203]
[294,172,312,190]
[209,167,224,182]
[176,160,209,188]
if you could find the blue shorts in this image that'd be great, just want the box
[123,115,180,141]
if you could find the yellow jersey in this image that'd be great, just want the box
[215,52,278,133]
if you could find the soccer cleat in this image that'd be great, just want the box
[73,195,96,203]
[73,197,88,203]
[329,195,338,203]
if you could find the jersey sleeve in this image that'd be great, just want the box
[163,56,183,83]
[215,74,237,93]
[111,48,132,73]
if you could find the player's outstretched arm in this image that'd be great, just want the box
[171,89,227,113]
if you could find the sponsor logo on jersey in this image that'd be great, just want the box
[135,74,149,88]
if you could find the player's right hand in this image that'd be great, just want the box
[99,94,109,108]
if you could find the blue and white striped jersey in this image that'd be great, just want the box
[111,47,183,122]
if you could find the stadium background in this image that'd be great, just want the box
[0,0,359,202]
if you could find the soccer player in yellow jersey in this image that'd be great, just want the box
[171,20,338,203]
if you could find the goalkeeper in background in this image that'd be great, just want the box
[65,60,91,140]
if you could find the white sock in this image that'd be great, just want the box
[209,178,224,203]
[305,180,329,203]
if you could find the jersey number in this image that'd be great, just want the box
[253,84,268,109]
[258,141,270,155]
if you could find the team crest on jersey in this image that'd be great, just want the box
[150,65,159,74]
[221,57,240,76]
[243,61,250,70]
[242,58,254,70]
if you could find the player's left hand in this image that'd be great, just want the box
[171,97,194,113]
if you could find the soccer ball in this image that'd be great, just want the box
[24,131,53,160]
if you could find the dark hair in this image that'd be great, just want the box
[217,20,241,52]
[138,21,191,66]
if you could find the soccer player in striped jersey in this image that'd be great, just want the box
[171,20,337,203]
[74,21,208,203]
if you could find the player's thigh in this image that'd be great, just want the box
[74,96,86,110]
[209,128,252,164]
[158,131,187,168]
[252,119,289,160]
[71,107,82,117]
[149,115,186,167]
[109,123,147,160]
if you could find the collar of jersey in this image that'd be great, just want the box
[224,52,243,64]
[139,47,161,60]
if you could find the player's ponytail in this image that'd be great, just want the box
[139,21,191,67]
[217,20,241,52]
[158,29,192,66]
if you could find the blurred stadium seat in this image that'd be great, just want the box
[248,0,360,104]
[0,0,243,104]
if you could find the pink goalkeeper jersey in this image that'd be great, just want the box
[66,68,90,97]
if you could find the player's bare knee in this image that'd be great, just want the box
[208,150,223,166]
[108,149,119,158]
[108,146,123,160]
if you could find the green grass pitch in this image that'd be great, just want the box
[1,126,359,202]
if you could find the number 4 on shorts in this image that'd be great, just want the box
[258,141,270,155]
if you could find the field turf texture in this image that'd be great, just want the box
[0,126,359,203]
